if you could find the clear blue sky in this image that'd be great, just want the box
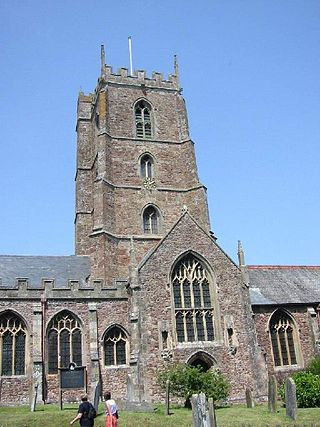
[1,0,319,265]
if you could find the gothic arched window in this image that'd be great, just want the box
[104,326,128,366]
[140,154,154,179]
[171,255,215,343]
[135,100,152,139]
[47,311,82,374]
[269,310,299,367]
[143,205,159,234]
[0,312,26,376]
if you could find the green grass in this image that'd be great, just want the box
[0,403,320,427]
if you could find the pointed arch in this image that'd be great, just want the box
[170,252,220,344]
[268,309,301,367]
[47,310,83,373]
[134,99,153,139]
[142,204,161,234]
[187,351,217,371]
[0,310,27,376]
[103,325,129,366]
[140,153,154,179]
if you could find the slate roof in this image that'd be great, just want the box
[0,255,91,288]
[248,265,320,305]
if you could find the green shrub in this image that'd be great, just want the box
[157,363,230,404]
[279,372,320,408]
[306,356,320,376]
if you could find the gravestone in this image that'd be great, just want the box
[31,383,38,412]
[268,375,277,413]
[245,388,255,408]
[165,379,170,416]
[191,392,212,427]
[285,377,297,420]
[208,397,217,427]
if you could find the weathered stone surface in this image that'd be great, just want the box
[285,377,297,420]
[268,375,277,413]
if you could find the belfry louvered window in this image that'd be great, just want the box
[143,206,159,234]
[104,326,128,366]
[135,101,152,139]
[269,310,299,367]
[0,312,26,376]
[172,255,215,343]
[140,154,153,179]
[47,311,82,373]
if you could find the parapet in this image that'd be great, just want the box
[100,65,180,91]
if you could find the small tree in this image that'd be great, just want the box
[306,356,320,376]
[157,363,230,405]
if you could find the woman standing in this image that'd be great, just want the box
[104,391,118,427]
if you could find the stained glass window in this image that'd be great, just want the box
[269,311,299,367]
[171,255,215,343]
[0,312,26,376]
[104,327,128,366]
[47,311,82,373]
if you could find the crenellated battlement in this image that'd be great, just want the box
[0,255,128,299]
[100,64,180,91]
[0,277,128,299]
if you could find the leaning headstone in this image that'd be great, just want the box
[31,383,38,412]
[268,375,277,413]
[92,380,100,412]
[165,379,170,416]
[245,388,255,408]
[285,377,297,420]
[208,397,217,427]
[191,392,211,427]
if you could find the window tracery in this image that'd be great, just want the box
[0,312,26,376]
[171,255,215,343]
[104,326,128,366]
[140,154,153,179]
[269,310,299,367]
[135,100,152,139]
[143,206,159,234]
[47,311,82,374]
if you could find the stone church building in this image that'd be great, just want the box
[0,47,319,406]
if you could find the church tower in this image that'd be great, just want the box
[75,46,210,284]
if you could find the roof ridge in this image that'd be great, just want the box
[248,265,320,270]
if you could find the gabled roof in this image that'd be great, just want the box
[137,210,238,271]
[248,265,320,305]
[0,255,91,288]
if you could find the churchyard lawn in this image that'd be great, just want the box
[1,403,320,426]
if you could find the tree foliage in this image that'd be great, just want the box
[157,363,230,403]
[279,371,320,408]
[306,356,320,376]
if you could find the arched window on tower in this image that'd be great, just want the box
[0,312,26,376]
[143,205,159,234]
[140,154,154,179]
[171,254,215,343]
[104,326,128,366]
[47,311,82,374]
[135,100,152,139]
[269,310,299,367]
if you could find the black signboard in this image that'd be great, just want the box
[59,365,86,389]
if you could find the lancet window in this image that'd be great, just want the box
[47,311,82,374]
[171,255,215,343]
[104,326,128,366]
[135,100,152,139]
[0,312,26,376]
[269,310,299,367]
[140,154,154,179]
[143,206,159,234]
